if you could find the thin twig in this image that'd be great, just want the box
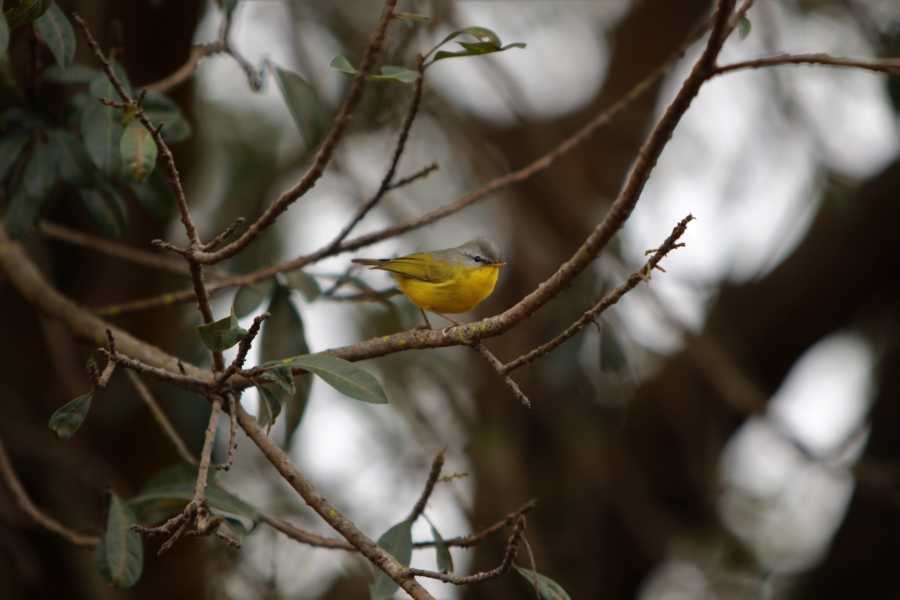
[387,162,439,191]
[190,0,399,265]
[216,312,269,386]
[408,450,445,523]
[144,42,225,94]
[712,53,900,77]
[126,370,198,465]
[502,214,694,373]
[102,349,211,391]
[407,515,525,585]
[0,435,100,547]
[319,56,426,256]
[473,343,531,407]
[412,499,537,549]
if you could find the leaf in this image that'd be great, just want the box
[394,12,429,25]
[120,120,157,181]
[599,326,627,373]
[130,168,175,221]
[88,61,131,99]
[260,285,311,446]
[372,65,419,83]
[738,16,752,40]
[100,494,143,588]
[272,65,326,148]
[283,270,320,302]
[129,463,260,527]
[370,519,413,600]
[4,186,39,238]
[0,11,9,59]
[33,2,75,69]
[47,392,92,439]
[80,96,122,176]
[142,90,191,143]
[254,382,283,432]
[23,138,56,200]
[431,524,453,573]
[259,364,295,397]
[196,311,247,352]
[79,187,127,238]
[233,279,276,318]
[329,55,357,75]
[427,25,526,64]
[47,128,93,186]
[289,354,388,405]
[328,56,418,84]
[515,566,571,600]
[4,0,50,29]
[40,63,100,83]
[0,128,30,183]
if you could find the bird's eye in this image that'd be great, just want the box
[473,255,484,264]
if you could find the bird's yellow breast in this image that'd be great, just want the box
[394,264,501,314]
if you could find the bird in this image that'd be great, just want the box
[351,238,505,329]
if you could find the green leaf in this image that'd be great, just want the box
[283,270,320,302]
[196,311,247,352]
[33,2,75,69]
[79,187,127,237]
[40,63,101,84]
[515,566,571,600]
[289,354,388,405]
[329,55,357,75]
[259,364,295,397]
[0,11,9,59]
[129,464,260,527]
[0,128,30,183]
[260,285,311,446]
[372,65,419,83]
[394,12,429,24]
[4,0,50,29]
[431,524,453,573]
[427,25,526,64]
[272,64,326,148]
[81,97,122,176]
[23,138,56,200]
[130,168,175,221]
[599,326,627,373]
[120,120,157,182]
[4,186,38,238]
[370,519,413,600]
[233,279,276,318]
[254,382,283,432]
[88,61,131,99]
[47,128,93,186]
[738,16,752,40]
[47,392,92,439]
[100,494,143,588]
[142,90,191,143]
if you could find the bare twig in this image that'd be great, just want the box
[387,162,439,191]
[407,515,525,585]
[473,343,531,408]
[143,42,226,94]
[502,214,694,373]
[190,0,399,265]
[413,499,537,549]
[408,450,445,523]
[0,435,100,547]
[712,53,900,77]
[126,370,198,465]
[319,56,426,257]
[216,312,269,386]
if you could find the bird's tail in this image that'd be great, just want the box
[351,258,386,268]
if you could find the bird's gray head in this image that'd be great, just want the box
[453,238,503,267]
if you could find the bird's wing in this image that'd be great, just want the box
[368,253,455,283]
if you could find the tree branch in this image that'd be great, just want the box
[126,370,198,465]
[712,53,900,77]
[0,435,100,547]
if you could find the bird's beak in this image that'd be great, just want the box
[493,261,507,267]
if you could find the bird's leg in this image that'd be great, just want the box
[436,313,461,335]
[417,308,433,330]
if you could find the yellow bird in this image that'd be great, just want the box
[352,239,505,328]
